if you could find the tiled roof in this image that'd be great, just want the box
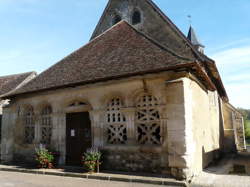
[6,21,194,97]
[0,72,36,96]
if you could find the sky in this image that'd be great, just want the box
[0,0,250,108]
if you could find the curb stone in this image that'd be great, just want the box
[0,166,187,186]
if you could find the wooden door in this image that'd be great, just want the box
[66,112,91,166]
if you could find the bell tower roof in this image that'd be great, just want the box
[187,26,204,48]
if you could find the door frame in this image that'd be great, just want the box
[65,112,92,166]
[62,100,94,165]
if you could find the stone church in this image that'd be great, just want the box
[0,0,245,180]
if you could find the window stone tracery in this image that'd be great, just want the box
[40,106,52,145]
[135,94,161,145]
[24,107,35,144]
[106,98,127,144]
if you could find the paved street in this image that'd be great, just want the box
[190,172,250,187]
[0,171,167,187]
[190,153,250,187]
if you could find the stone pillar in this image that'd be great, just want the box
[1,106,17,163]
[165,79,189,179]
[157,105,169,172]
[121,107,136,144]
[55,112,66,165]
[158,105,168,146]
[89,110,104,148]
[49,102,66,165]
[33,108,40,145]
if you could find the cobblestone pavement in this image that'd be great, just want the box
[0,171,170,187]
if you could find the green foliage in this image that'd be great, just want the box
[83,147,101,162]
[238,108,250,140]
[82,147,102,172]
[35,147,54,169]
[238,108,250,120]
[244,120,250,140]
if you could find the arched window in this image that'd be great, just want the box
[40,106,52,145]
[135,94,161,145]
[106,98,127,144]
[113,14,122,25]
[132,10,141,25]
[24,106,35,144]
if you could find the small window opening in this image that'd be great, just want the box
[132,10,141,25]
[113,15,122,25]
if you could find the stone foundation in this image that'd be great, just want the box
[101,149,169,174]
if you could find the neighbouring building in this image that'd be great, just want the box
[0,72,36,154]
[0,0,245,180]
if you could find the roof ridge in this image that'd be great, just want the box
[25,22,132,86]
[92,20,192,61]
[4,21,195,98]
[0,71,36,79]
[29,21,191,86]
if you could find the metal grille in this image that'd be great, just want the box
[106,98,127,144]
[40,106,52,145]
[136,94,161,145]
[24,107,35,144]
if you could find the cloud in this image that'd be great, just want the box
[226,83,250,109]
[211,45,250,67]
[208,38,250,54]
[210,43,250,109]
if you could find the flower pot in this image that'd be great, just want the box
[84,161,96,173]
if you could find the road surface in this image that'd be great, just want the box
[0,171,167,187]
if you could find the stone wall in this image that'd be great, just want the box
[1,71,232,179]
[222,102,237,153]
[222,102,245,152]
[91,0,195,59]
[182,77,223,177]
[1,72,182,174]
[102,149,167,173]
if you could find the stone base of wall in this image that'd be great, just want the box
[202,148,222,169]
[101,149,170,174]
[13,153,37,166]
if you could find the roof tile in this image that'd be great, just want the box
[7,21,193,97]
[0,72,36,96]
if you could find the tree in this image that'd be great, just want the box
[238,108,250,140]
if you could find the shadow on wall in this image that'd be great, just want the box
[202,147,221,169]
